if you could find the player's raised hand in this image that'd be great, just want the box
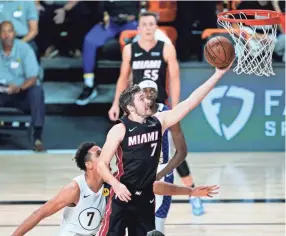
[215,58,235,75]
[113,182,131,202]
[191,185,220,198]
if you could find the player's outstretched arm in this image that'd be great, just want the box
[12,181,79,236]
[156,123,187,180]
[109,45,132,121]
[155,61,234,132]
[97,124,131,202]
[153,182,220,198]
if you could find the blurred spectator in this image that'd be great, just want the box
[237,0,285,62]
[236,0,283,11]
[272,0,285,62]
[236,0,284,28]
[0,1,39,56]
[175,1,217,61]
[76,1,140,106]
[0,21,45,152]
[274,33,285,62]
[35,0,92,58]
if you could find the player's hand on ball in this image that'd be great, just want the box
[215,58,235,75]
[191,185,220,197]
[114,183,131,202]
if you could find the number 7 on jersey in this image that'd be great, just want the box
[150,143,157,157]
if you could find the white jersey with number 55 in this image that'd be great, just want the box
[57,175,109,236]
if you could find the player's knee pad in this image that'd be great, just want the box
[155,172,173,218]
[155,195,172,219]
[176,160,190,177]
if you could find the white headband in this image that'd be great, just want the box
[138,80,158,91]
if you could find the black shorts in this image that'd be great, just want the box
[99,189,155,236]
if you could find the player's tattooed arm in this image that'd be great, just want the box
[12,181,80,236]
[155,60,234,132]
[163,43,180,108]
[97,124,132,202]
[156,123,187,180]
[153,181,220,198]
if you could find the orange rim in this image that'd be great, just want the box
[217,9,282,26]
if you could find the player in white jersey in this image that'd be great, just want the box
[12,143,106,236]
[12,142,219,236]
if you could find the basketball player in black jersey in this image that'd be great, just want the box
[97,59,233,236]
[109,11,204,216]
[108,11,180,120]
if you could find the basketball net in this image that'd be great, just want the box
[217,10,282,77]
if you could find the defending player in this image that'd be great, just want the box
[12,142,219,236]
[97,61,233,236]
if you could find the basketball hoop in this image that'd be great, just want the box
[217,9,284,77]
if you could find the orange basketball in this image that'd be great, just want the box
[204,36,235,69]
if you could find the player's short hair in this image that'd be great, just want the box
[0,21,14,32]
[119,85,142,115]
[74,142,97,171]
[139,11,158,24]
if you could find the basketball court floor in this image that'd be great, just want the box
[0,152,284,236]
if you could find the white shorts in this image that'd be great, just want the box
[57,229,97,236]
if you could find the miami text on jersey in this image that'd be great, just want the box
[132,60,162,70]
[128,131,159,146]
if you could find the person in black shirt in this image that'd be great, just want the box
[97,60,233,236]
[109,11,180,121]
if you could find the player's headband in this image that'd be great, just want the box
[88,146,101,155]
[138,80,158,91]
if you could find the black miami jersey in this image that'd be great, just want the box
[115,115,162,192]
[131,40,168,103]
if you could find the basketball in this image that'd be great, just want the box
[204,36,235,69]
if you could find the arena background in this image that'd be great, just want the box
[0,1,285,236]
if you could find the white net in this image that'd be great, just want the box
[218,11,278,77]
